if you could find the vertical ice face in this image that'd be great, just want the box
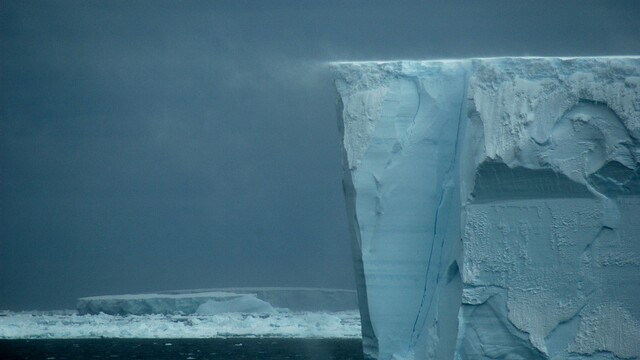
[336,61,469,359]
[332,57,640,360]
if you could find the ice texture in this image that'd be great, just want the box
[77,288,357,315]
[332,57,640,360]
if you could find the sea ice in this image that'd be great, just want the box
[0,310,361,339]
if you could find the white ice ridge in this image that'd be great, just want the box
[331,57,640,360]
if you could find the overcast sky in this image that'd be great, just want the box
[1,0,639,310]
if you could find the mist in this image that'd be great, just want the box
[1,0,638,310]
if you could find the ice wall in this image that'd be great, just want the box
[332,57,640,360]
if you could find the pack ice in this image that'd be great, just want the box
[332,57,640,360]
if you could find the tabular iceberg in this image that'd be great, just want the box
[77,288,358,315]
[332,57,640,360]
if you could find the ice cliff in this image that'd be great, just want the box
[332,57,640,360]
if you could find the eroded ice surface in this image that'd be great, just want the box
[332,57,640,360]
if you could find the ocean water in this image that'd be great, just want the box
[0,338,364,360]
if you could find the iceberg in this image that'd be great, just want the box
[77,287,358,315]
[332,57,640,360]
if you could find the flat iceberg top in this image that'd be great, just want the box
[330,56,640,78]
[80,287,357,299]
[78,291,239,301]
[330,55,640,65]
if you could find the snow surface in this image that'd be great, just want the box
[332,57,640,360]
[0,310,361,339]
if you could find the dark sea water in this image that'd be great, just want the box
[0,338,363,360]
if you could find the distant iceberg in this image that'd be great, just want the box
[332,57,640,360]
[77,287,358,315]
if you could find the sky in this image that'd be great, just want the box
[1,0,639,310]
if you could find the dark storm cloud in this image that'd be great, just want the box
[1,0,639,309]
